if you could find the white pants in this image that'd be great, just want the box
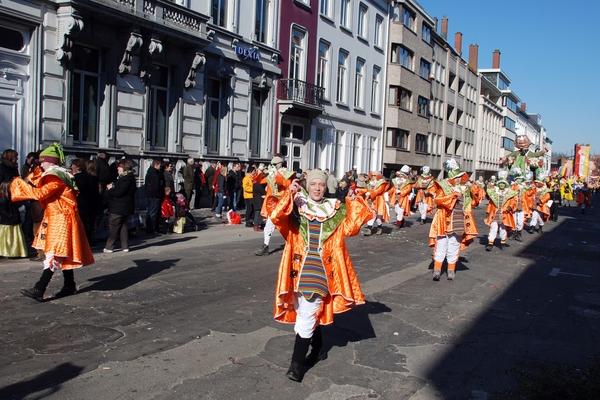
[394,204,405,222]
[433,233,461,265]
[487,221,507,242]
[366,215,382,227]
[418,202,428,220]
[514,210,524,231]
[263,217,275,246]
[293,292,322,339]
[530,210,545,227]
[43,255,65,272]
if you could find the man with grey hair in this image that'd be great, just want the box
[183,157,195,207]
[325,169,338,198]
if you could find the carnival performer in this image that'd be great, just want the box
[529,172,551,234]
[500,134,547,178]
[254,155,295,256]
[413,166,435,224]
[509,167,533,242]
[560,178,573,207]
[429,159,480,281]
[357,171,389,235]
[11,143,95,301]
[484,171,517,251]
[386,165,414,229]
[270,169,372,382]
[577,182,591,214]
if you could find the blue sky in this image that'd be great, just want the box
[421,0,600,156]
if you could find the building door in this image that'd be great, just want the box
[280,122,305,172]
[0,99,21,152]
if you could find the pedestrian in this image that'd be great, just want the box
[182,158,195,207]
[270,169,372,381]
[549,183,561,221]
[325,169,338,198]
[12,143,95,301]
[103,159,137,253]
[204,160,217,211]
[144,159,165,234]
[19,152,37,244]
[194,162,208,209]
[0,181,28,258]
[0,149,20,183]
[227,162,241,212]
[242,165,255,227]
[484,171,517,251]
[214,166,227,218]
[163,161,175,195]
[95,151,112,192]
[429,159,480,281]
[71,158,101,247]
[252,164,267,230]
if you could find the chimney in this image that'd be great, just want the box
[441,15,448,40]
[520,103,526,112]
[434,17,438,32]
[468,44,479,71]
[492,49,501,69]
[454,32,463,56]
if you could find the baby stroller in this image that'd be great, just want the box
[174,193,199,233]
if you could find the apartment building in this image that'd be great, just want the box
[0,0,281,176]
[428,17,478,178]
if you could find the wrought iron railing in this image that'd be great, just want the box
[277,79,324,108]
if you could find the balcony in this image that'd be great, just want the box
[277,79,325,111]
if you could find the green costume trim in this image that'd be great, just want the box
[486,187,518,207]
[437,180,474,209]
[298,204,347,249]
[45,169,77,191]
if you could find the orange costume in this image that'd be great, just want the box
[11,166,95,269]
[270,182,372,326]
[386,173,414,228]
[484,174,517,250]
[529,175,551,233]
[414,170,436,224]
[357,173,388,235]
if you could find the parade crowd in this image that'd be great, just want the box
[0,138,597,382]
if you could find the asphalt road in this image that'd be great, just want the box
[0,197,598,399]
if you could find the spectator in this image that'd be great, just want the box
[182,158,195,206]
[163,161,175,194]
[145,159,165,234]
[195,163,211,209]
[0,149,19,183]
[95,151,111,191]
[20,152,38,245]
[215,166,227,218]
[71,158,100,247]
[0,181,28,258]
[236,163,246,210]
[549,184,561,222]
[227,162,241,212]
[242,166,255,227]
[204,160,217,211]
[20,152,37,179]
[103,159,137,253]
[325,169,338,198]
[160,187,175,233]
[252,164,267,231]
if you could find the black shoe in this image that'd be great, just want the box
[21,287,44,302]
[515,231,523,242]
[501,243,509,250]
[254,245,269,256]
[54,286,77,298]
[307,346,328,366]
[485,244,493,251]
[538,226,543,234]
[286,361,303,382]
[245,221,254,227]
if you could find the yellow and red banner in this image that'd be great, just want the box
[574,144,590,177]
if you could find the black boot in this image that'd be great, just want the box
[286,334,311,382]
[538,225,543,234]
[515,231,523,242]
[254,244,269,256]
[307,326,328,366]
[21,268,54,302]
[55,270,77,298]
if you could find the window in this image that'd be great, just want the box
[290,27,306,82]
[402,7,414,30]
[70,45,101,144]
[148,65,169,149]
[456,109,464,126]
[334,130,343,175]
[354,58,365,109]
[340,0,351,29]
[386,128,409,150]
[422,23,431,44]
[320,0,332,18]
[314,128,325,168]
[416,133,428,153]
[458,78,465,94]
[505,97,518,113]
[0,26,24,51]
[503,137,514,149]
[392,4,400,22]
[371,67,381,114]
[388,86,411,110]
[499,76,509,90]
[504,116,516,131]
[391,43,413,69]
[336,50,349,103]
[206,78,224,153]
[357,4,368,39]
[418,96,428,117]
[250,89,265,156]
[445,137,452,153]
[255,0,269,43]
[349,133,360,168]
[420,59,431,79]
[317,41,331,99]
[446,104,454,121]
[448,71,456,89]
[374,15,383,48]
[212,0,227,28]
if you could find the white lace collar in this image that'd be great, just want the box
[294,190,340,222]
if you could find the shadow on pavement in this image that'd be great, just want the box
[78,258,179,292]
[424,198,600,398]
[324,300,392,347]
[0,362,84,399]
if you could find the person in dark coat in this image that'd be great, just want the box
[204,160,217,211]
[71,158,101,246]
[0,149,20,183]
[95,151,112,191]
[103,159,137,252]
[20,152,38,245]
[163,161,175,194]
[144,159,165,234]
[252,168,267,230]
[227,162,241,212]
[549,184,562,222]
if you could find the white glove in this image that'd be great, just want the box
[365,192,371,198]
[383,192,390,202]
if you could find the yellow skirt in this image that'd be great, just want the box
[0,224,28,258]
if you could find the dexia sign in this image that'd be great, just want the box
[235,45,260,61]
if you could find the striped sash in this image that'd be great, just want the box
[299,220,329,300]
[493,193,504,222]
[450,193,465,235]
